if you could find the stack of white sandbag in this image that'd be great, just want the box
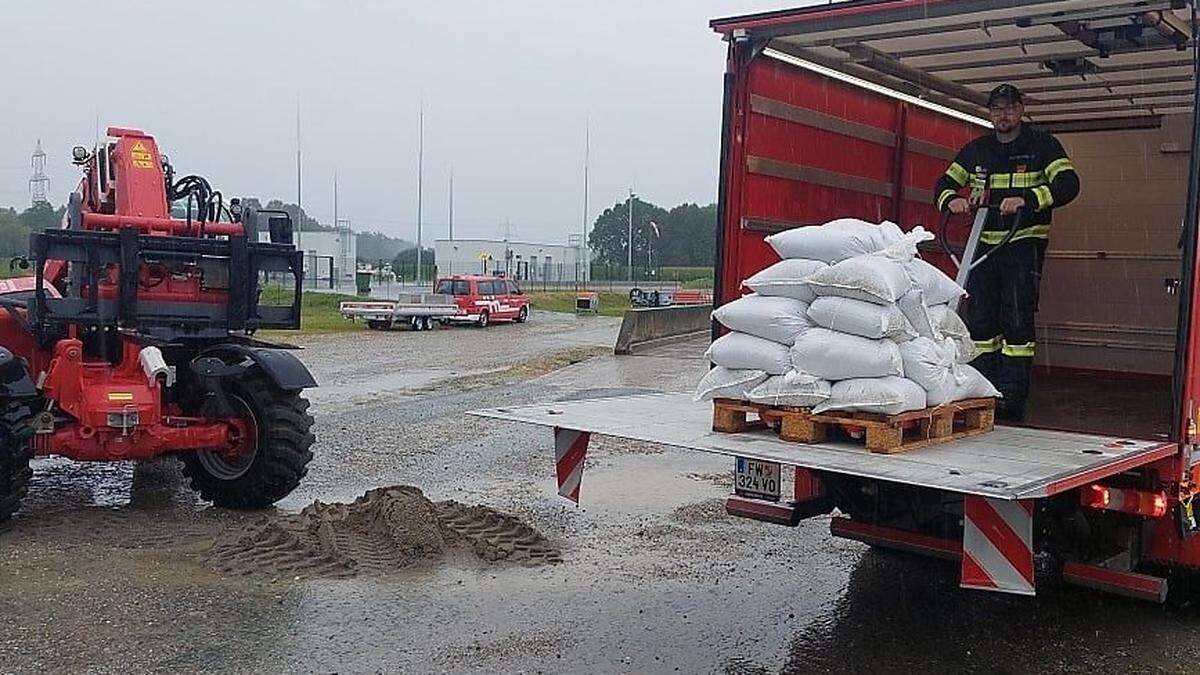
[695,292,831,408]
[696,217,999,415]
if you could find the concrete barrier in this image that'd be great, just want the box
[614,304,712,355]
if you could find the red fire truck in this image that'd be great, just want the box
[475,0,1200,602]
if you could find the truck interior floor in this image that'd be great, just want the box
[1024,369,1172,441]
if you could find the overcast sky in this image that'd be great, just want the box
[0,0,808,244]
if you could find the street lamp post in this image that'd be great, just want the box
[627,189,634,283]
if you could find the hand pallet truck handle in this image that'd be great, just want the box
[937,205,1026,312]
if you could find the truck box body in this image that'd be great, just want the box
[707,0,1200,579]
[473,0,1200,598]
[1038,120,1191,376]
[716,56,979,303]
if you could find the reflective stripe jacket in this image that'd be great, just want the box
[934,125,1080,245]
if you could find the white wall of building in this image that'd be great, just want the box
[260,229,357,279]
[435,238,588,283]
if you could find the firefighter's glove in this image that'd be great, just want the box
[999,196,1026,215]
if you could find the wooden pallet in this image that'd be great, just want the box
[712,397,996,454]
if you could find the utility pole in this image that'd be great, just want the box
[582,117,589,283]
[448,168,454,241]
[296,99,303,251]
[627,188,634,282]
[502,219,513,277]
[416,102,425,286]
[333,168,338,280]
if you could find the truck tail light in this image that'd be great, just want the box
[1081,484,1168,518]
[1082,484,1110,509]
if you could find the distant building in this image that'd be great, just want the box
[259,228,357,280]
[435,238,588,283]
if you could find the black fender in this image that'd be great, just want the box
[197,344,317,390]
[0,347,37,399]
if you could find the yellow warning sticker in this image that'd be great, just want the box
[107,392,134,401]
[130,141,154,169]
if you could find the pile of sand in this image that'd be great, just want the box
[208,486,560,579]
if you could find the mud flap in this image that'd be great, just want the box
[961,495,1036,596]
[199,345,317,390]
[554,428,589,503]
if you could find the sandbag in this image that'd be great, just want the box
[746,372,831,408]
[806,296,915,341]
[908,258,967,306]
[789,327,903,380]
[712,294,813,345]
[805,253,913,305]
[814,376,928,415]
[928,304,978,363]
[897,289,937,340]
[743,259,827,303]
[765,219,903,264]
[898,336,959,404]
[694,366,769,402]
[899,337,1000,405]
[706,332,792,375]
[804,227,938,305]
[946,365,1002,403]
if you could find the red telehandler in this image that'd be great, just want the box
[0,126,316,522]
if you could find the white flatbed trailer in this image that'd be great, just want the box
[340,293,461,330]
[472,393,1178,601]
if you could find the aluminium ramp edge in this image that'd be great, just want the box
[470,392,1174,501]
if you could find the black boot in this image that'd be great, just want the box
[995,400,1025,424]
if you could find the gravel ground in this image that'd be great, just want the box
[2,311,1200,674]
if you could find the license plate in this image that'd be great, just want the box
[734,457,781,502]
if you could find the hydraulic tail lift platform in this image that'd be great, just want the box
[473,394,1178,602]
[475,0,1200,603]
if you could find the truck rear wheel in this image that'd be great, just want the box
[477,310,490,328]
[0,403,34,524]
[180,371,315,509]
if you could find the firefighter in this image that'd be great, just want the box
[934,83,1080,422]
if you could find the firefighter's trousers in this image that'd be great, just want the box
[963,238,1046,414]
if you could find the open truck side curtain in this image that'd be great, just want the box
[709,1,1200,590]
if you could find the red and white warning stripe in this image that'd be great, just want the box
[961,495,1035,596]
[554,427,590,503]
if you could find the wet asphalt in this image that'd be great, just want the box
[2,311,1200,674]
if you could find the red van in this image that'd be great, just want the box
[434,275,530,327]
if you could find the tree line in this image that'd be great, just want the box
[239,198,413,261]
[0,198,411,264]
[588,198,716,268]
[1,194,721,271]
[0,202,65,258]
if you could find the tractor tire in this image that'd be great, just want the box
[180,370,314,509]
[0,402,35,524]
[515,306,529,323]
[477,310,490,328]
